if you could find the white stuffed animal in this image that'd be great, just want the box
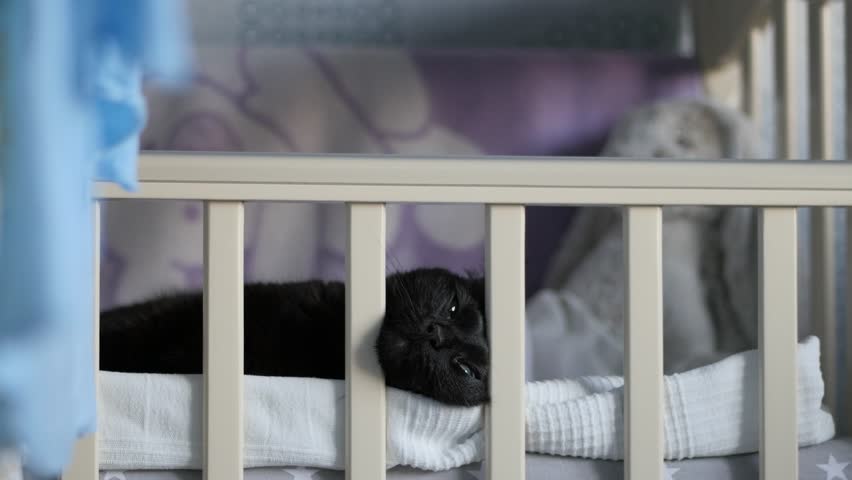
[531,98,768,377]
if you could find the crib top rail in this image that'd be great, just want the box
[96,152,852,207]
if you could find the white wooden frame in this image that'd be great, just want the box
[60,2,852,479]
[55,151,852,480]
[735,0,849,441]
[624,207,664,480]
[807,0,841,419]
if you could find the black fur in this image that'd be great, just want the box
[99,268,489,406]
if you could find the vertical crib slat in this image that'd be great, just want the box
[774,0,805,159]
[809,0,838,160]
[346,203,387,480]
[846,207,852,435]
[623,207,664,480]
[847,0,852,436]
[62,202,101,480]
[847,0,852,160]
[485,205,525,480]
[810,207,837,412]
[808,0,838,418]
[203,201,245,480]
[743,24,767,123]
[758,208,798,480]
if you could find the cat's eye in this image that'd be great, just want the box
[453,357,475,378]
[448,301,457,318]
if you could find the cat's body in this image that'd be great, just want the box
[100,268,489,406]
[100,280,346,379]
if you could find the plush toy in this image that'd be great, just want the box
[536,98,769,375]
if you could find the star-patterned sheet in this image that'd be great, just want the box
[98,437,852,480]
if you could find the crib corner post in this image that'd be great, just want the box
[62,200,101,480]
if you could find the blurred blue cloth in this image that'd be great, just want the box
[0,0,189,475]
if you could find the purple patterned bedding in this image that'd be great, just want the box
[101,46,702,308]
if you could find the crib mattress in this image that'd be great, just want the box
[99,437,852,480]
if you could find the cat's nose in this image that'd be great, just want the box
[426,323,445,349]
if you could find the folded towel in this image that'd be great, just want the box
[98,336,834,471]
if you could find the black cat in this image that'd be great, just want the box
[99,268,489,406]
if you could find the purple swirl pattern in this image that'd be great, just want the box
[100,45,700,309]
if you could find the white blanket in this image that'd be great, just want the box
[98,336,834,471]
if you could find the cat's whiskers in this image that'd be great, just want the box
[385,253,419,315]
[391,280,419,319]
[387,255,420,318]
[399,278,420,318]
[385,252,403,275]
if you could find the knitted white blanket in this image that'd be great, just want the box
[98,336,833,471]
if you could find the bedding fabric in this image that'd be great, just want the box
[102,47,703,316]
[98,437,852,480]
[96,336,833,472]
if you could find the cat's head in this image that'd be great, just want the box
[376,268,488,406]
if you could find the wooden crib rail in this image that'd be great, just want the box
[485,206,526,480]
[82,152,852,480]
[774,0,805,161]
[845,0,852,440]
[807,0,842,423]
[624,207,664,480]
[62,203,100,480]
[346,204,387,479]
[97,153,852,207]
[114,152,852,188]
[736,2,848,454]
[203,202,245,480]
[759,208,800,478]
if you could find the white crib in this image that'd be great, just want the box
[61,2,852,480]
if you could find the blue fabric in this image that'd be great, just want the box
[0,0,189,475]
